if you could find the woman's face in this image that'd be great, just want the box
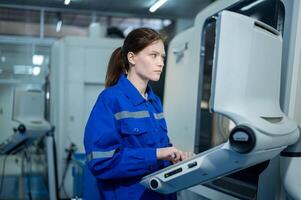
[128,40,165,82]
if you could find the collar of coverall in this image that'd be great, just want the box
[117,74,156,106]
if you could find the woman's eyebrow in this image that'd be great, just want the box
[150,50,166,57]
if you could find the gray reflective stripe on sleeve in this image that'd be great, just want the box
[154,112,164,119]
[86,149,116,162]
[114,110,150,120]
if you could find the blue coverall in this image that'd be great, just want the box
[84,74,177,200]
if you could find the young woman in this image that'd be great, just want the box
[84,27,191,200]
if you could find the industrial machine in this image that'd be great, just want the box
[0,86,57,200]
[50,29,123,198]
[141,7,300,200]
[0,87,51,155]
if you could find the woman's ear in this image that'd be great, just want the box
[127,52,135,66]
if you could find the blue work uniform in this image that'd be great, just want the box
[84,74,176,200]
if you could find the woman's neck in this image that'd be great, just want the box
[127,72,148,98]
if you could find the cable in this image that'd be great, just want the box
[50,128,59,200]
[24,150,32,200]
[58,143,77,198]
[0,155,8,195]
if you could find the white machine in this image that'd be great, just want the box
[0,86,57,200]
[50,31,123,198]
[0,87,51,154]
[140,10,299,195]
[12,87,51,134]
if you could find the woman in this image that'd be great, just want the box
[84,27,191,200]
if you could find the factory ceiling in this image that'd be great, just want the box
[0,0,214,19]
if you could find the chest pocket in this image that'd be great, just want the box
[120,118,157,147]
[120,119,147,134]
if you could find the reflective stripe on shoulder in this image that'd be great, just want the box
[114,110,150,120]
[86,149,116,162]
[154,112,164,120]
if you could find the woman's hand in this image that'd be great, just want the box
[156,147,193,164]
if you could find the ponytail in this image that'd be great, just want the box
[105,47,127,88]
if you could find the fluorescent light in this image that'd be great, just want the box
[32,66,41,76]
[200,101,209,109]
[56,20,62,32]
[13,65,41,76]
[240,0,266,11]
[32,55,44,65]
[1,56,5,63]
[123,26,134,36]
[64,0,71,5]
[163,19,172,27]
[149,0,168,13]
[13,65,33,75]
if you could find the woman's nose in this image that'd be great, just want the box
[158,58,164,67]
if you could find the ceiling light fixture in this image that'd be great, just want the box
[1,56,5,63]
[149,0,168,13]
[32,55,44,65]
[64,0,71,5]
[240,0,266,11]
[56,13,63,32]
[123,26,134,36]
[32,66,41,76]
[56,20,62,32]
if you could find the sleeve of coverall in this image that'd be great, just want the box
[84,99,158,180]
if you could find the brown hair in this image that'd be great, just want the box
[105,27,164,88]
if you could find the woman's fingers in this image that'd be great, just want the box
[179,150,186,161]
[156,146,194,164]
[171,149,185,163]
